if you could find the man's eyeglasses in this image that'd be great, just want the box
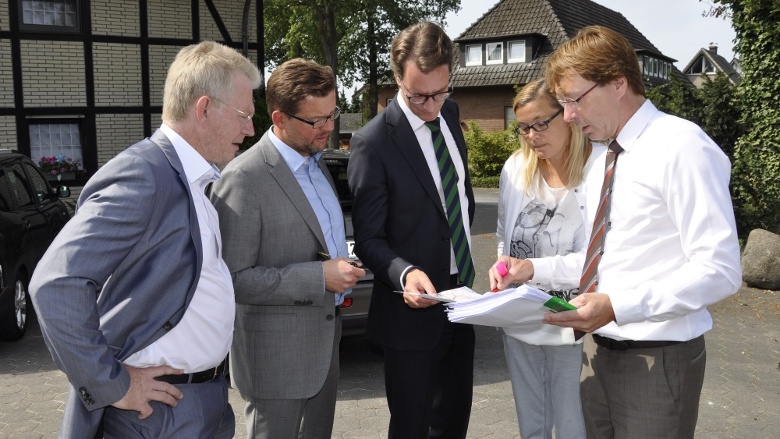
[514,108,564,136]
[283,106,341,129]
[403,84,454,105]
[556,83,599,107]
[210,96,253,123]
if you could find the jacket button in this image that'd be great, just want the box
[163,321,173,331]
[326,314,334,321]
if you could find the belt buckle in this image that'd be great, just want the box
[212,364,221,380]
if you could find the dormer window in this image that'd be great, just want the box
[486,42,502,65]
[642,55,671,80]
[686,56,716,75]
[466,44,482,66]
[508,41,526,63]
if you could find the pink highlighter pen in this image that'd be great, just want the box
[491,262,509,292]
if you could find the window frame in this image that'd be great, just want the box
[465,44,482,66]
[486,42,503,65]
[17,0,82,34]
[507,40,526,63]
[27,118,85,174]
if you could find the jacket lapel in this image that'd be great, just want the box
[259,135,330,252]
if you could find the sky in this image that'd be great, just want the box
[444,0,737,68]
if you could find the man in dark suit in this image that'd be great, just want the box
[29,41,261,438]
[347,21,476,439]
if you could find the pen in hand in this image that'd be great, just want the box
[491,261,508,292]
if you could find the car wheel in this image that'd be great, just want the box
[0,273,30,341]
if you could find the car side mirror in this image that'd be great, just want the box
[57,185,71,198]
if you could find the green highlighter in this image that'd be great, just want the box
[543,296,577,313]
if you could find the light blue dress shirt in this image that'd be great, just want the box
[268,129,350,304]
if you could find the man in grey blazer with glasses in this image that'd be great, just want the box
[211,58,365,438]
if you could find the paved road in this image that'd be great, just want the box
[1,188,778,438]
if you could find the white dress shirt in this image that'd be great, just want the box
[531,100,741,342]
[397,94,472,284]
[124,124,235,372]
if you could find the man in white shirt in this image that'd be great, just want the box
[492,26,741,439]
[30,41,261,438]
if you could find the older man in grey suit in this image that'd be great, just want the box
[211,58,365,438]
[29,42,261,438]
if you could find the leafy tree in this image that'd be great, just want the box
[648,73,742,163]
[646,75,703,126]
[710,0,780,236]
[698,72,743,162]
[264,1,461,126]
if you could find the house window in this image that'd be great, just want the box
[508,41,526,63]
[29,121,84,173]
[466,45,482,66]
[486,42,503,65]
[504,106,516,130]
[687,57,716,75]
[18,0,80,33]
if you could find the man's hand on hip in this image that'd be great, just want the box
[112,365,184,419]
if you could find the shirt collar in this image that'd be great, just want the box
[160,123,220,184]
[615,99,658,153]
[268,127,322,173]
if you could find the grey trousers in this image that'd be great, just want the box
[102,375,234,439]
[580,334,706,439]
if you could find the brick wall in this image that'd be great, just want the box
[0,40,13,107]
[376,85,516,133]
[22,40,86,107]
[92,0,140,36]
[149,45,184,107]
[0,117,16,147]
[149,0,192,39]
[200,0,258,43]
[93,43,143,106]
[95,114,144,166]
[0,0,9,32]
[454,86,516,132]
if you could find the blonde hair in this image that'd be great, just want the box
[162,41,262,122]
[511,79,591,194]
[545,25,645,97]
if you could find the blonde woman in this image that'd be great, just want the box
[489,78,605,439]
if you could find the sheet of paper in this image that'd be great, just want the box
[444,285,577,327]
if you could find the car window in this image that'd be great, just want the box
[5,162,34,208]
[323,155,351,212]
[23,161,54,204]
[0,167,14,211]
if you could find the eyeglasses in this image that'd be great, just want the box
[283,106,341,129]
[210,96,253,123]
[402,83,454,105]
[556,83,599,107]
[514,108,564,136]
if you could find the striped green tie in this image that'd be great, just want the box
[425,117,475,288]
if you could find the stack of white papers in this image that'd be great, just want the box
[443,285,576,327]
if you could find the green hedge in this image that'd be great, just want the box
[465,122,517,188]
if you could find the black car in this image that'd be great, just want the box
[321,148,373,337]
[0,149,71,341]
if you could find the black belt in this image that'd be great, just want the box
[154,359,227,385]
[593,334,683,351]
[449,274,463,288]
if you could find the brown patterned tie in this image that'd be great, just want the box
[575,140,623,339]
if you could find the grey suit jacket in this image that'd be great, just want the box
[211,131,339,400]
[29,130,203,438]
